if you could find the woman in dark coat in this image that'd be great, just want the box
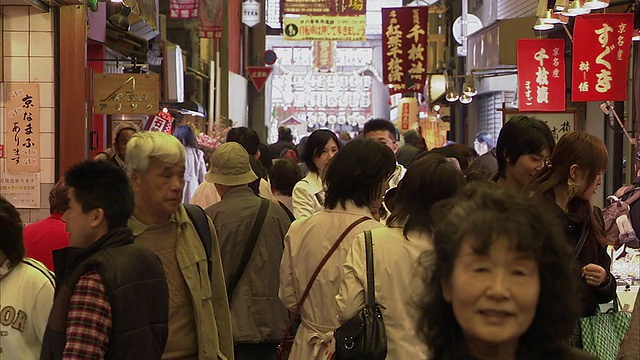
[527,131,616,346]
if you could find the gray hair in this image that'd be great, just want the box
[126,131,185,176]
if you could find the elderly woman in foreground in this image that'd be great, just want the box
[419,186,595,360]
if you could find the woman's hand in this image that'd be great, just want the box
[582,263,608,287]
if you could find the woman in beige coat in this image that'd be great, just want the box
[336,154,466,359]
[279,139,396,360]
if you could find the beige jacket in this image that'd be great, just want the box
[292,171,324,219]
[336,226,430,359]
[130,205,234,360]
[279,202,384,360]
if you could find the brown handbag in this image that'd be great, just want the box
[277,216,370,360]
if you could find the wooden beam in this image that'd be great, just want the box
[57,5,88,176]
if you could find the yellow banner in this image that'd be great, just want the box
[283,15,366,41]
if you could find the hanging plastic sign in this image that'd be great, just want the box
[242,0,260,27]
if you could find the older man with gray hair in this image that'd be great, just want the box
[125,131,233,360]
[205,142,290,359]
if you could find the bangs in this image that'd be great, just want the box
[455,210,544,259]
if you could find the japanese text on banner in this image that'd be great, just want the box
[382,7,428,93]
[571,14,633,102]
[4,83,41,173]
[281,0,366,16]
[517,39,566,112]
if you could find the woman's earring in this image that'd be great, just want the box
[567,178,579,198]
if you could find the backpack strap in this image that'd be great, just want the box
[184,204,212,276]
[226,198,270,299]
[621,186,640,206]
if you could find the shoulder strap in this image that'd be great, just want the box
[295,216,369,313]
[364,230,375,307]
[279,216,369,349]
[573,221,590,261]
[278,201,296,222]
[227,198,271,299]
[183,204,212,275]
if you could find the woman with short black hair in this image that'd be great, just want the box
[280,139,396,360]
[291,129,341,219]
[337,154,466,359]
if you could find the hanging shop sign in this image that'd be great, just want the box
[282,0,366,41]
[4,83,40,173]
[281,0,366,16]
[199,0,224,38]
[283,15,366,41]
[93,73,160,115]
[506,112,575,143]
[169,0,199,19]
[242,0,260,27]
[382,7,429,93]
[517,39,566,112]
[571,13,634,102]
[270,72,374,129]
[396,97,418,134]
[313,41,335,70]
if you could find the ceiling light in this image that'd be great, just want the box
[534,18,555,30]
[462,75,478,96]
[554,0,568,11]
[459,93,473,104]
[108,6,132,32]
[445,89,459,102]
[561,0,590,16]
[583,0,609,10]
[540,9,562,24]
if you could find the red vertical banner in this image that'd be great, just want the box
[571,13,634,102]
[382,7,428,93]
[199,0,223,38]
[517,39,566,112]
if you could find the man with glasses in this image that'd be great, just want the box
[363,119,407,221]
[363,118,406,189]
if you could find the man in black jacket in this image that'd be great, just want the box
[40,161,169,360]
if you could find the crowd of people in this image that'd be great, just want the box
[1,117,639,360]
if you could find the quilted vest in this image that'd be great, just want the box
[40,227,169,360]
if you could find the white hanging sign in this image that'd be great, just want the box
[242,0,260,27]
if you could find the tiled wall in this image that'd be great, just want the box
[1,5,56,223]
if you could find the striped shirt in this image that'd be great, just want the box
[63,270,112,359]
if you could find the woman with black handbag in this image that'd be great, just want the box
[278,139,397,360]
[335,154,466,359]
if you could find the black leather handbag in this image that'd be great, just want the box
[334,230,387,360]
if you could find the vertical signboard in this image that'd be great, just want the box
[4,83,40,173]
[382,7,428,93]
[517,39,566,112]
[571,13,634,102]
